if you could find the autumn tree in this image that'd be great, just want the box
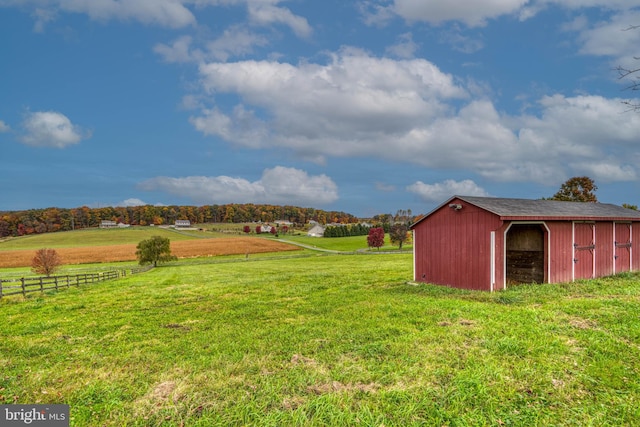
[243,225,251,234]
[550,176,598,202]
[367,227,385,250]
[135,236,177,267]
[389,224,411,250]
[31,248,62,276]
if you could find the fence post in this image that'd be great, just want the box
[22,278,26,296]
[55,276,58,291]
[0,279,3,299]
[40,277,43,293]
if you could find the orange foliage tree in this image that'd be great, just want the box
[31,248,63,276]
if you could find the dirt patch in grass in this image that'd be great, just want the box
[0,237,300,267]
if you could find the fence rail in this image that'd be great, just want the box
[0,266,153,299]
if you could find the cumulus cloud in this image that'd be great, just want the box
[20,111,89,148]
[407,179,491,202]
[363,0,640,27]
[187,46,640,185]
[154,28,269,63]
[0,120,10,132]
[138,166,338,205]
[389,0,530,27]
[247,2,312,37]
[192,48,467,156]
[8,0,197,29]
[570,10,640,68]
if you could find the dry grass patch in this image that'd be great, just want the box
[0,237,299,267]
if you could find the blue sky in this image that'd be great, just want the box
[1,0,640,217]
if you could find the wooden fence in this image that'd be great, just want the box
[0,266,153,299]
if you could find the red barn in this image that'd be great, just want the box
[410,196,640,291]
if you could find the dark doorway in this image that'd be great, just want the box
[506,224,546,284]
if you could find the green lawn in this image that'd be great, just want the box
[1,254,639,426]
[278,234,411,252]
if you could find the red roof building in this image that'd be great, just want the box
[410,196,640,291]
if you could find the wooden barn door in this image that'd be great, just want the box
[573,222,595,280]
[614,223,632,274]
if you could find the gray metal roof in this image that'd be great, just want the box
[456,196,640,219]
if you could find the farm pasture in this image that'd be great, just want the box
[0,237,300,268]
[1,252,639,426]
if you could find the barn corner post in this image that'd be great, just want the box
[412,228,417,282]
[490,231,496,292]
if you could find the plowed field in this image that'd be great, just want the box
[0,237,300,268]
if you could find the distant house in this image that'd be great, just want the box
[174,220,191,228]
[307,224,326,237]
[275,220,293,226]
[100,220,117,228]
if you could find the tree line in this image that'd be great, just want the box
[0,204,358,238]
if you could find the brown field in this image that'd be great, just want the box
[0,237,300,268]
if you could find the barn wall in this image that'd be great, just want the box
[413,199,502,291]
[545,222,574,284]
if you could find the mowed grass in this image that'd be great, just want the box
[1,254,640,426]
[279,234,411,252]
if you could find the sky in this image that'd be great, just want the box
[1,1,640,218]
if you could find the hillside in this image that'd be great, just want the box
[0,203,359,238]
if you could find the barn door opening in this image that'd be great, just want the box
[506,224,546,284]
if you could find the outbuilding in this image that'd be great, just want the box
[410,195,640,291]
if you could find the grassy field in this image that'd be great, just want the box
[1,253,639,426]
[0,228,301,269]
[0,228,202,251]
[279,234,411,252]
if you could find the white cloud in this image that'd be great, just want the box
[118,198,148,207]
[390,0,530,27]
[188,44,640,186]
[193,48,467,160]
[247,2,312,38]
[138,166,339,205]
[154,27,269,63]
[154,35,201,63]
[205,26,269,61]
[20,111,89,148]
[407,179,491,202]
[385,32,419,59]
[363,0,640,27]
[57,0,195,28]
[571,10,640,68]
[0,120,10,132]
